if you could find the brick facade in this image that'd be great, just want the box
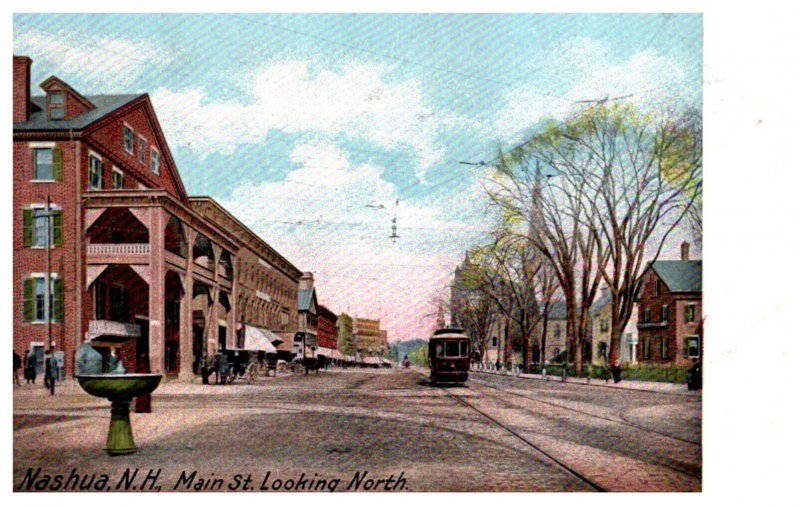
[13,56,305,378]
[636,266,703,367]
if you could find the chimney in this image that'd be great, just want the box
[299,271,314,291]
[13,56,32,123]
[681,241,690,261]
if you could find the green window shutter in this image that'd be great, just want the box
[52,210,63,246]
[53,147,63,181]
[23,209,33,247]
[53,278,64,322]
[23,278,34,322]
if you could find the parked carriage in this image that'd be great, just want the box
[428,328,470,385]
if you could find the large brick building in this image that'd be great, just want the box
[13,55,305,377]
[636,242,703,367]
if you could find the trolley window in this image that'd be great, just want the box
[461,340,469,357]
[435,343,444,357]
[444,341,459,357]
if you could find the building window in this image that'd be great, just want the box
[109,285,129,322]
[598,342,608,361]
[684,304,696,323]
[643,309,651,323]
[138,136,146,163]
[685,335,700,358]
[165,301,180,326]
[600,318,609,333]
[22,275,63,322]
[653,279,660,296]
[88,155,103,189]
[150,148,160,175]
[33,148,55,180]
[661,338,669,359]
[23,207,62,248]
[553,324,561,338]
[642,338,651,359]
[661,305,669,322]
[112,169,124,190]
[123,126,134,154]
[95,282,107,320]
[491,336,498,347]
[48,92,65,120]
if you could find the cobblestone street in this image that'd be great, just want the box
[13,368,701,492]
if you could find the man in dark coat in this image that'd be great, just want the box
[13,351,22,386]
[25,350,37,384]
[44,349,56,395]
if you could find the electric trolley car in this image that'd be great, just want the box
[428,328,470,385]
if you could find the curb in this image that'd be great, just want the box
[471,369,699,396]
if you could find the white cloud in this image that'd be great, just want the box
[219,140,491,339]
[495,38,693,139]
[150,60,456,180]
[14,25,170,93]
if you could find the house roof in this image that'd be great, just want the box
[590,292,612,315]
[543,301,568,320]
[14,94,144,131]
[298,288,317,312]
[650,260,703,292]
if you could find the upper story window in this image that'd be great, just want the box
[661,304,669,322]
[684,304,696,323]
[643,308,652,322]
[88,155,103,190]
[600,318,609,333]
[150,148,161,175]
[652,279,661,297]
[22,274,64,323]
[33,148,55,181]
[23,206,62,248]
[138,136,146,163]
[553,324,561,338]
[123,126,134,154]
[112,168,124,190]
[48,92,65,120]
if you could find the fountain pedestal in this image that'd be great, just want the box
[76,374,162,456]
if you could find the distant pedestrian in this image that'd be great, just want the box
[13,351,22,386]
[44,349,56,395]
[610,360,622,384]
[25,350,37,384]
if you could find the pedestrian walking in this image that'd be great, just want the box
[44,349,56,395]
[25,349,37,384]
[13,351,22,386]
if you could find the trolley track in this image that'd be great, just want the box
[427,370,701,490]
[470,376,702,447]
[440,387,607,492]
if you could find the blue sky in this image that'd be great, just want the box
[14,13,703,339]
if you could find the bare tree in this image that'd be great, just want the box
[489,102,702,369]
[450,258,497,365]
[467,227,556,372]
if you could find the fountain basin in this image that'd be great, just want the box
[77,373,162,401]
[76,374,162,456]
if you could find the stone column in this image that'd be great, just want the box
[148,207,166,374]
[179,228,196,381]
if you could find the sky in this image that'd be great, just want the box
[13,13,703,341]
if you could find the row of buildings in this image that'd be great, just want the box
[451,241,703,369]
[13,56,389,378]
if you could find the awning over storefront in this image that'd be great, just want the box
[242,325,279,353]
[316,347,334,357]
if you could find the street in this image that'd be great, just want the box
[13,368,701,492]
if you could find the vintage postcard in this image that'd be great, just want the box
[7,5,782,501]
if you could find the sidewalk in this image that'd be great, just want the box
[471,367,699,395]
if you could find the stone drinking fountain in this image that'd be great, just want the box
[75,343,162,456]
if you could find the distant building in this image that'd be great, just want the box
[296,272,318,360]
[354,317,387,356]
[635,242,702,367]
[589,288,639,365]
[316,304,338,360]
